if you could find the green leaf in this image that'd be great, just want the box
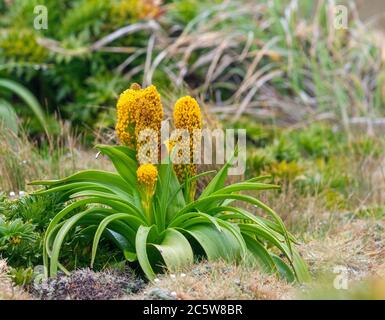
[199,156,232,199]
[150,228,193,272]
[96,145,138,187]
[49,208,112,276]
[91,213,142,267]
[271,254,295,283]
[213,182,280,195]
[242,233,276,273]
[157,159,185,223]
[135,225,156,280]
[291,248,311,283]
[0,78,49,133]
[183,223,242,262]
[180,193,292,255]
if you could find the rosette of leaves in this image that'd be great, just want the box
[0,216,39,266]
[32,144,309,282]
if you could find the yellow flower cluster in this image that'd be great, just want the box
[116,84,202,201]
[115,83,141,147]
[172,96,202,183]
[137,164,158,193]
[173,96,202,131]
[115,84,163,163]
[134,85,163,163]
[10,236,21,245]
[137,163,158,222]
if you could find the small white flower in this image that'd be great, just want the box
[170,274,176,279]
[181,273,186,277]
[9,191,15,197]
[170,291,177,297]
[154,278,160,283]
[19,191,26,196]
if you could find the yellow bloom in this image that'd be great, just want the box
[115,83,142,147]
[10,236,21,245]
[115,84,164,163]
[137,163,158,190]
[137,164,158,223]
[173,96,202,132]
[135,85,164,164]
[172,96,202,184]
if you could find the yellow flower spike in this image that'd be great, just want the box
[137,163,158,224]
[172,96,202,185]
[115,84,164,163]
[115,83,142,147]
[137,163,158,192]
[173,96,202,132]
[135,85,164,164]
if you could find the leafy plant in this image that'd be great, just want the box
[33,84,309,282]
[0,216,40,267]
[4,193,64,232]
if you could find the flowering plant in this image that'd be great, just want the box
[33,84,309,282]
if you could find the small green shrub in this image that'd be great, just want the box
[4,193,64,231]
[290,125,342,160]
[0,216,40,267]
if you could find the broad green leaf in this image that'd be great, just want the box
[96,145,137,187]
[157,159,185,223]
[212,182,280,195]
[199,156,232,199]
[180,193,292,255]
[291,248,311,282]
[183,223,242,262]
[271,254,295,283]
[136,225,156,280]
[242,233,276,273]
[91,213,142,267]
[150,228,193,272]
[49,208,113,276]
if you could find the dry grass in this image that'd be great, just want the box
[300,217,385,279]
[0,260,31,300]
[0,124,114,193]
[129,260,295,300]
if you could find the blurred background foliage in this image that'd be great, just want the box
[0,0,384,141]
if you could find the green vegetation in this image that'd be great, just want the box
[1,0,385,300]
[30,85,308,283]
[1,0,385,137]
